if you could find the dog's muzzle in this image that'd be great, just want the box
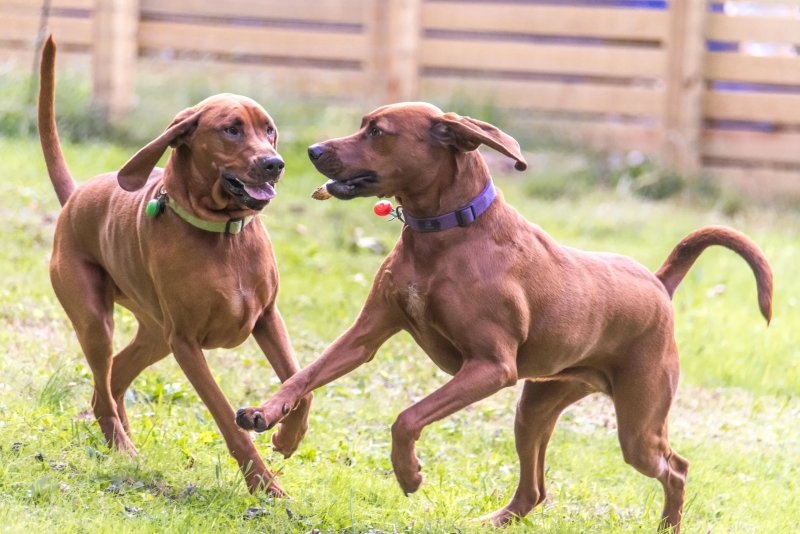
[308,143,379,200]
[325,173,378,200]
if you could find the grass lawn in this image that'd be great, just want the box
[0,126,797,533]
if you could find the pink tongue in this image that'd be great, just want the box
[244,182,276,201]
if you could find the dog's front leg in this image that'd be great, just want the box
[391,357,518,495]
[236,301,401,433]
[170,337,285,496]
[251,305,312,458]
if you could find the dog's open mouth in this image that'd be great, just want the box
[324,172,378,200]
[222,172,276,210]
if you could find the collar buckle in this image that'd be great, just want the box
[224,218,244,234]
[455,205,476,227]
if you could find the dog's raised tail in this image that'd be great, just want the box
[38,35,75,206]
[655,225,773,324]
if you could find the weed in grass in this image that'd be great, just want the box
[37,364,81,411]
[611,152,685,201]
[719,193,746,217]
[521,152,601,200]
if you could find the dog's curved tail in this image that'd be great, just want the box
[655,225,773,324]
[38,35,75,206]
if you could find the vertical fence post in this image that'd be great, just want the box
[368,0,422,103]
[662,0,707,175]
[93,0,139,124]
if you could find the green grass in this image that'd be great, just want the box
[0,109,798,533]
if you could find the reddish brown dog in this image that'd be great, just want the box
[236,102,773,530]
[38,37,311,495]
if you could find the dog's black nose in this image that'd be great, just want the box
[308,144,326,161]
[258,155,284,177]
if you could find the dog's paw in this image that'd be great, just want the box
[476,496,538,527]
[235,402,290,433]
[476,506,522,527]
[269,394,312,457]
[98,415,138,456]
[394,461,424,495]
[270,426,301,458]
[246,470,287,498]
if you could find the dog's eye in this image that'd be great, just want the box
[367,126,382,137]
[267,127,275,137]
[224,126,241,137]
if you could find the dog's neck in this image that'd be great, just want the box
[396,151,491,219]
[163,149,256,222]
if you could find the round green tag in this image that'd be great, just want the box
[145,198,162,218]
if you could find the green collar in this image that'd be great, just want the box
[167,196,254,235]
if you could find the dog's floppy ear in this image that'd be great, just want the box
[117,108,201,192]
[431,112,527,171]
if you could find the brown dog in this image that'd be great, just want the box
[235,102,773,530]
[38,37,311,495]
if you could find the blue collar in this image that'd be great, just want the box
[402,179,496,233]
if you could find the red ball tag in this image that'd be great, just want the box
[373,200,393,217]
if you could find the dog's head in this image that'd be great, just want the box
[117,94,283,211]
[307,102,527,201]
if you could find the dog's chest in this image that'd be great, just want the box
[391,280,463,375]
[221,280,262,315]
[164,257,276,348]
[197,284,269,348]
[405,283,427,323]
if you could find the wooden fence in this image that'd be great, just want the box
[1,0,799,198]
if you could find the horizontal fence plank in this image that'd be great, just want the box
[0,44,89,68]
[139,20,367,63]
[140,0,367,24]
[420,38,665,78]
[705,165,800,202]
[708,12,800,44]
[706,52,800,85]
[422,77,662,117]
[0,13,92,47]
[422,3,668,41]
[703,129,800,164]
[0,0,92,12]
[704,91,800,123]
[537,119,662,153]
[138,57,368,97]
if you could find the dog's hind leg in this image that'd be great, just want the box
[51,257,136,453]
[107,317,170,435]
[612,346,688,533]
[481,379,593,526]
